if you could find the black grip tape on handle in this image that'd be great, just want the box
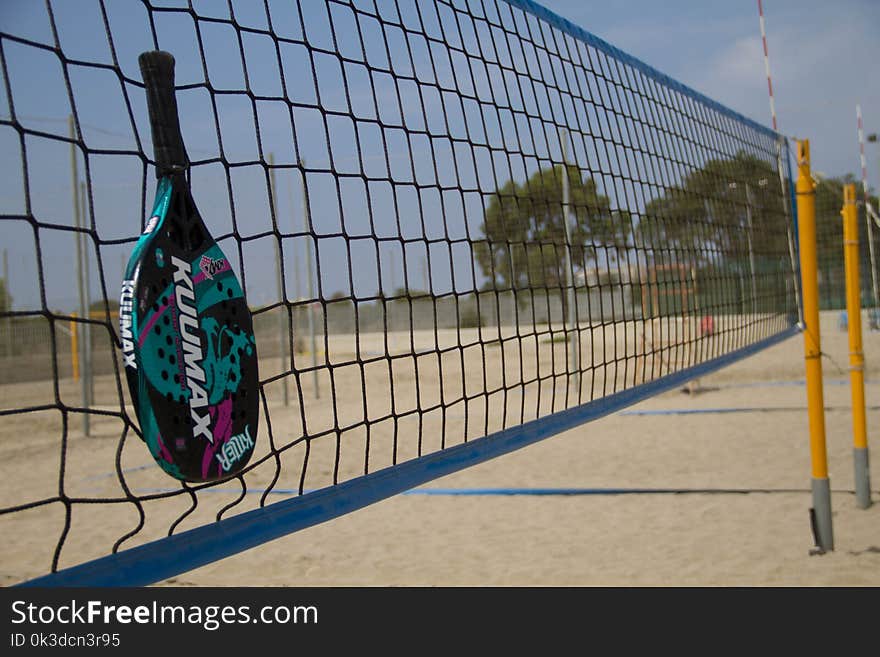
[138,50,189,177]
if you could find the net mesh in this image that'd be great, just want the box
[814,177,880,312]
[0,0,798,584]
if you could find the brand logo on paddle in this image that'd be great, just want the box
[199,255,225,280]
[172,256,213,444]
[216,425,255,472]
[119,280,136,369]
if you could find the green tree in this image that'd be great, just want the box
[633,151,800,316]
[637,151,880,313]
[813,174,879,309]
[475,164,631,290]
[638,151,789,264]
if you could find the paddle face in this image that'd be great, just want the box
[121,176,259,482]
[120,51,259,482]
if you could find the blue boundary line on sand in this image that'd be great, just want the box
[721,378,880,388]
[621,405,880,416]
[404,487,806,496]
[17,326,798,587]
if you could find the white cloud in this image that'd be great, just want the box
[711,36,765,89]
[687,12,880,181]
[565,2,879,181]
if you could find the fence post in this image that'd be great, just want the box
[268,153,289,406]
[559,128,580,389]
[299,159,319,399]
[81,180,94,407]
[2,249,10,358]
[796,139,833,552]
[70,313,79,382]
[842,183,872,508]
[70,115,90,436]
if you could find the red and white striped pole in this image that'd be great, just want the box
[758,0,778,132]
[858,104,870,203]
[857,104,880,317]
[757,1,802,325]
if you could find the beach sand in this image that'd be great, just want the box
[2,310,878,586]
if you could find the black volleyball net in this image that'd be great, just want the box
[813,176,880,314]
[0,0,799,586]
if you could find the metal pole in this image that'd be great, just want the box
[758,5,802,323]
[80,180,93,407]
[560,129,579,385]
[857,106,880,319]
[842,184,871,508]
[690,265,701,390]
[865,194,880,312]
[421,255,428,294]
[299,160,319,399]
[868,203,880,329]
[268,153,289,406]
[286,178,305,356]
[508,243,517,330]
[796,140,833,552]
[70,115,89,436]
[70,313,79,381]
[745,183,758,314]
[775,138,803,326]
[3,249,10,358]
[389,256,397,297]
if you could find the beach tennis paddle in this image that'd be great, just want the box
[118,50,259,482]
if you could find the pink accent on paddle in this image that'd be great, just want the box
[201,397,233,479]
[137,300,170,348]
[155,432,174,465]
[193,260,231,286]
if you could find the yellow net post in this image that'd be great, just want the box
[796,139,833,552]
[841,183,872,508]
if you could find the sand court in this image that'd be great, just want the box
[1,310,878,586]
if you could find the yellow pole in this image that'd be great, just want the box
[796,140,833,552]
[70,312,79,381]
[842,184,872,508]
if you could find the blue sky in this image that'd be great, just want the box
[539,0,880,183]
[1,0,877,312]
